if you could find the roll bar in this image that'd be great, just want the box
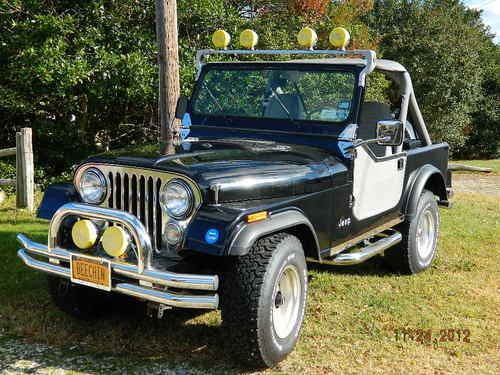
[194,48,432,146]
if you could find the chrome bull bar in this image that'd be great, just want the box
[17,203,219,309]
[48,203,151,273]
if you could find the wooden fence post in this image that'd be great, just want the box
[16,128,34,212]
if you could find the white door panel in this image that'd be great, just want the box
[353,147,406,220]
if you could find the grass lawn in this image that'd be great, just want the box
[0,186,499,373]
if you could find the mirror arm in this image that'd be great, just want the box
[348,137,390,150]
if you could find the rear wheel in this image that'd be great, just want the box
[48,276,110,320]
[385,189,439,274]
[221,233,308,368]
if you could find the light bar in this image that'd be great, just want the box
[195,48,376,85]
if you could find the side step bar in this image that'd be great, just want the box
[329,231,402,266]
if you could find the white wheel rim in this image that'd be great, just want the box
[416,209,435,260]
[272,264,301,339]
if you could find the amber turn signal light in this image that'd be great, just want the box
[246,211,269,223]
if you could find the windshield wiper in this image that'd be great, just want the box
[269,88,299,127]
[202,82,232,126]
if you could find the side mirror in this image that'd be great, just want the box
[376,120,404,146]
[175,96,189,119]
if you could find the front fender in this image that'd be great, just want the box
[37,183,80,220]
[227,209,320,257]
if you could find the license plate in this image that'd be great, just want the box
[70,254,111,291]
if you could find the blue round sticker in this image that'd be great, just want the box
[205,229,220,244]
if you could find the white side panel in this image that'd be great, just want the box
[353,147,406,220]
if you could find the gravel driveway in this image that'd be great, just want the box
[452,174,500,196]
[0,333,215,375]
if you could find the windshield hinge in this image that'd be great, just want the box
[210,184,220,205]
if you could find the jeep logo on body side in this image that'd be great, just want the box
[337,217,352,230]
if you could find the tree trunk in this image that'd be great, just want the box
[156,0,180,155]
[448,163,492,173]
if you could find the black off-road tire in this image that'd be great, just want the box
[47,276,110,320]
[220,233,308,368]
[385,189,440,274]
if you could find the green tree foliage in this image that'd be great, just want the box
[0,1,158,177]
[366,0,498,155]
[459,42,499,158]
[0,0,497,185]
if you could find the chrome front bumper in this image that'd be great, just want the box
[17,203,219,310]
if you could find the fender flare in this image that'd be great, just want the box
[404,164,447,219]
[227,209,320,257]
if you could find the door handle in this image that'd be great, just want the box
[397,158,405,170]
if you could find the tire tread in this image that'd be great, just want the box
[385,189,439,274]
[221,232,291,367]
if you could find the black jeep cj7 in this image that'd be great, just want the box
[18,48,452,367]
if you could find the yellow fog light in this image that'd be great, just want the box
[212,29,231,49]
[329,27,350,50]
[71,219,99,250]
[297,27,318,50]
[101,226,130,258]
[240,29,258,50]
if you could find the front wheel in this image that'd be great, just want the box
[385,189,440,274]
[48,276,110,320]
[221,233,308,368]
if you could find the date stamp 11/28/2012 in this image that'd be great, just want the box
[394,328,471,348]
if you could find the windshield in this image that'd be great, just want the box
[192,66,356,124]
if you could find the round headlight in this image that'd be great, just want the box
[78,168,107,204]
[165,222,183,245]
[160,180,193,219]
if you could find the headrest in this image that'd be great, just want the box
[359,101,392,125]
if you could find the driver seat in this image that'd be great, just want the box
[358,101,393,157]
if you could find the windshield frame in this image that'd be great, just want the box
[188,62,362,137]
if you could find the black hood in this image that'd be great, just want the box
[86,138,348,203]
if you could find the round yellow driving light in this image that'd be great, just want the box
[71,219,98,250]
[212,29,231,49]
[240,29,258,50]
[101,226,130,258]
[329,27,350,50]
[297,27,318,49]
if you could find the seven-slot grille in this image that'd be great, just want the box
[105,170,163,253]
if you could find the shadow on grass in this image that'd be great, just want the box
[3,290,258,374]
[307,256,399,278]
